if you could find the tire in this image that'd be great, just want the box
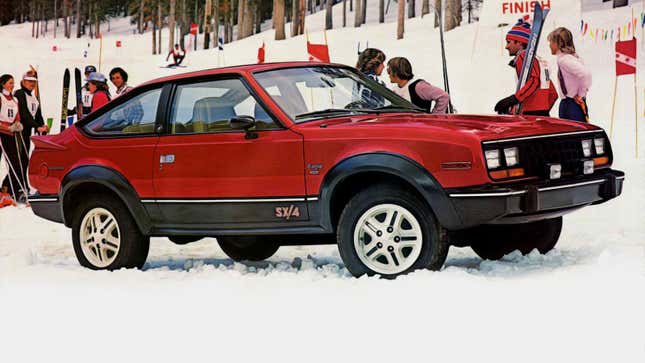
[336,184,449,278]
[169,236,203,245]
[217,236,280,261]
[470,217,563,260]
[71,195,150,270]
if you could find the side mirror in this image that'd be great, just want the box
[230,115,258,139]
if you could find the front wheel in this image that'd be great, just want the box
[72,195,149,270]
[337,185,449,278]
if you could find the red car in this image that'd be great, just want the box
[28,62,624,277]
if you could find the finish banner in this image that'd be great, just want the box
[480,0,581,27]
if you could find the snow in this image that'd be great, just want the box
[1,3,645,363]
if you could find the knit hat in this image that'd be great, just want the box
[506,18,531,45]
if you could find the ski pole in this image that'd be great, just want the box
[0,136,29,201]
[16,132,31,193]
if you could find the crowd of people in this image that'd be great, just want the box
[0,65,133,204]
[0,21,592,207]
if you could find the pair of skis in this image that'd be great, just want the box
[60,68,84,133]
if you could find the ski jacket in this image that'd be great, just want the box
[14,87,44,130]
[0,93,20,136]
[556,52,592,99]
[91,90,110,113]
[115,84,133,98]
[513,50,558,113]
[392,79,450,114]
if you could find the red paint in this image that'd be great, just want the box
[28,63,605,201]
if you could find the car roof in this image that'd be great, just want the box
[139,62,351,88]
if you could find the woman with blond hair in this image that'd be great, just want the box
[548,27,592,123]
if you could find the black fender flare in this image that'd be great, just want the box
[317,152,462,231]
[60,165,153,234]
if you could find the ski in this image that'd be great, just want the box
[438,3,455,114]
[74,68,83,121]
[515,3,549,114]
[60,69,70,133]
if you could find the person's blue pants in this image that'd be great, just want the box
[559,97,588,123]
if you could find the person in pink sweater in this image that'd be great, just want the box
[548,27,592,123]
[386,57,450,114]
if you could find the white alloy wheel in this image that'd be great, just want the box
[79,207,121,268]
[353,203,423,275]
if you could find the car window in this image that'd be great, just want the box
[170,78,279,134]
[84,88,161,135]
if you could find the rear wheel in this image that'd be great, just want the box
[337,185,449,278]
[217,236,280,261]
[72,195,149,270]
[470,217,563,260]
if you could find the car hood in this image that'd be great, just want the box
[301,113,602,141]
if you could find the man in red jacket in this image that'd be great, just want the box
[495,18,558,116]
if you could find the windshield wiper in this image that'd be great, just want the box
[371,105,423,113]
[295,108,367,120]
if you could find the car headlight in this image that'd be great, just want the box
[504,147,519,167]
[581,139,592,157]
[594,138,605,155]
[485,149,500,169]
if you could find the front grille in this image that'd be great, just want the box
[484,131,611,179]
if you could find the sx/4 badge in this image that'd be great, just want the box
[275,205,300,220]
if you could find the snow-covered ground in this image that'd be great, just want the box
[1,3,644,362]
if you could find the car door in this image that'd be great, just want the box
[151,75,307,228]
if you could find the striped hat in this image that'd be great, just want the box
[506,17,531,45]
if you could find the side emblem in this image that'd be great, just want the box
[275,205,300,220]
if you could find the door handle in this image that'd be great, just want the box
[160,154,175,164]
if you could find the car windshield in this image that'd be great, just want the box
[253,66,420,122]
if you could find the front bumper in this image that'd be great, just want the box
[446,169,624,227]
[28,194,63,224]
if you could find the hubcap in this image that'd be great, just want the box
[79,208,121,268]
[353,203,423,275]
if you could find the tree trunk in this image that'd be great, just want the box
[361,0,366,24]
[434,0,440,28]
[325,0,332,30]
[89,1,93,38]
[408,0,415,18]
[204,0,212,49]
[31,3,34,38]
[158,0,162,52]
[290,0,298,36]
[422,0,429,16]
[54,0,57,38]
[353,0,361,27]
[342,0,346,27]
[63,0,68,38]
[153,5,157,54]
[378,0,384,23]
[274,0,285,40]
[397,0,404,39]
[169,0,176,53]
[255,0,262,34]
[242,0,253,37]
[138,0,144,34]
[237,0,245,39]
[213,0,219,45]
[445,0,460,31]
[298,0,305,35]
[223,0,230,42]
[228,0,234,42]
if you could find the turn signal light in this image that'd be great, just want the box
[490,168,525,180]
[593,156,609,166]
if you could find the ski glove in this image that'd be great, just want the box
[8,122,23,133]
[494,95,519,115]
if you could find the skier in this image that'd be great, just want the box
[548,27,592,123]
[166,44,186,67]
[355,48,387,107]
[386,57,450,114]
[0,74,26,201]
[494,18,558,116]
[14,70,48,193]
[109,67,133,98]
[87,72,111,112]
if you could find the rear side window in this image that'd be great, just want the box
[84,88,161,136]
[169,78,279,134]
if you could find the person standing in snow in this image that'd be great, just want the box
[14,70,48,193]
[0,74,26,201]
[166,44,186,67]
[387,57,450,114]
[87,72,111,113]
[109,67,133,98]
[548,27,592,123]
[355,48,387,106]
[494,18,558,116]
[80,65,97,117]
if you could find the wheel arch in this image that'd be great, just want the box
[318,152,462,231]
[60,165,153,234]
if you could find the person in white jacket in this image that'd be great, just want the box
[548,27,592,123]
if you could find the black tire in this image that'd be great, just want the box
[72,194,149,270]
[169,236,203,245]
[470,217,563,260]
[217,236,280,261]
[336,184,449,278]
